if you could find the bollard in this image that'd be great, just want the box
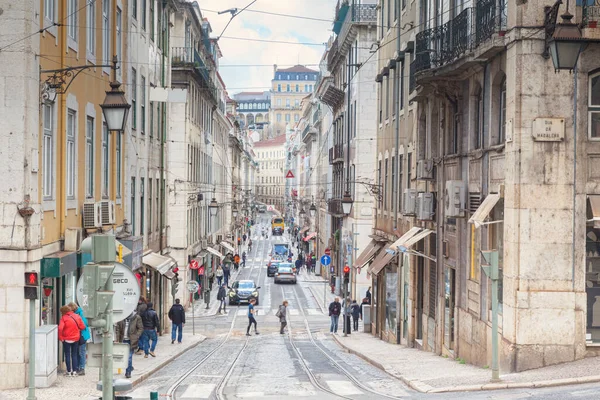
[150,392,158,400]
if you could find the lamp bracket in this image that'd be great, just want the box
[543,0,563,59]
[355,180,383,202]
[40,64,114,97]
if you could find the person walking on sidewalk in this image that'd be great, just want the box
[242,233,247,243]
[328,297,342,334]
[217,283,227,314]
[58,305,85,376]
[223,263,231,287]
[234,253,240,271]
[366,287,372,304]
[68,302,91,376]
[141,302,160,358]
[168,299,185,344]
[246,298,259,336]
[115,311,144,379]
[135,297,148,354]
[350,300,360,331]
[216,266,224,287]
[276,300,288,334]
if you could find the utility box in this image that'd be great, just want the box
[363,305,372,333]
[35,325,58,387]
[92,235,116,263]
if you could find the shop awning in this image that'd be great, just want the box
[303,232,317,241]
[368,249,396,276]
[300,226,310,234]
[468,193,501,229]
[206,246,225,259]
[354,240,384,269]
[142,252,177,276]
[219,241,235,253]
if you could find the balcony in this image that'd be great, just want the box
[412,1,506,80]
[328,198,344,216]
[328,144,344,165]
[171,47,218,102]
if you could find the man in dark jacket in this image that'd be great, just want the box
[140,302,160,358]
[168,299,185,344]
[328,297,342,334]
[116,311,144,379]
[134,297,148,354]
[351,300,360,331]
[217,284,227,314]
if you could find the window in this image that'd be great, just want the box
[590,73,600,138]
[116,132,122,198]
[475,91,483,148]
[398,154,404,211]
[155,178,159,230]
[296,84,299,92]
[378,160,382,207]
[380,0,385,38]
[385,76,390,120]
[102,0,110,64]
[66,110,76,199]
[102,123,110,197]
[285,114,290,122]
[379,81,383,124]
[305,85,308,92]
[278,84,281,92]
[45,0,55,21]
[43,104,54,199]
[391,156,396,210]
[294,114,299,122]
[67,0,77,41]
[286,99,290,108]
[286,84,290,92]
[150,0,154,40]
[384,158,389,210]
[277,113,282,122]
[141,75,146,134]
[140,178,145,235]
[295,99,299,107]
[132,0,137,19]
[86,117,94,198]
[499,78,506,143]
[131,68,137,129]
[407,152,412,189]
[116,8,122,66]
[131,178,136,235]
[141,0,146,30]
[400,61,405,110]
[87,0,96,56]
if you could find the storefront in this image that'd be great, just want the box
[586,196,600,343]
[142,251,177,331]
[40,251,78,326]
[368,248,396,343]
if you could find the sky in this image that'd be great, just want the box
[196,0,338,95]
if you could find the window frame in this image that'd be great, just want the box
[102,0,111,74]
[589,72,600,140]
[43,103,55,200]
[116,132,122,199]
[131,68,137,130]
[67,0,78,48]
[141,75,146,134]
[87,0,96,61]
[85,116,95,199]
[66,109,77,200]
[102,123,110,198]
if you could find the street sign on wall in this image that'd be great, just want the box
[320,255,331,266]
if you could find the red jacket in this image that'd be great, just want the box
[58,311,85,342]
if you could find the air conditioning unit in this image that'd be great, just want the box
[100,200,116,225]
[445,180,466,217]
[416,193,435,220]
[217,234,223,242]
[201,239,208,248]
[82,202,102,229]
[402,189,417,215]
[416,159,434,180]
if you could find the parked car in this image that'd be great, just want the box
[267,261,281,277]
[274,264,297,284]
[228,280,260,305]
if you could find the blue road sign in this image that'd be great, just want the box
[321,255,331,266]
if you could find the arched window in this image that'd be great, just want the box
[590,72,600,139]
[499,77,506,143]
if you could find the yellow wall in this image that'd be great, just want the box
[39,0,126,246]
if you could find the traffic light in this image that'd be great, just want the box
[24,271,39,300]
[343,265,350,285]
[171,274,180,297]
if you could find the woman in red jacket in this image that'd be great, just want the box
[58,305,85,376]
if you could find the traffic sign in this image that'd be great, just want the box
[324,248,331,256]
[76,262,140,323]
[189,259,199,270]
[321,255,331,266]
[286,170,294,178]
[186,280,200,293]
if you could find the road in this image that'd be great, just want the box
[123,213,600,400]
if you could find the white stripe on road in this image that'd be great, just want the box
[325,381,363,396]
[236,393,265,398]
[180,384,216,399]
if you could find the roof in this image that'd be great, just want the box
[276,65,319,74]
[253,134,287,147]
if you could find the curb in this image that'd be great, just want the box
[331,335,600,393]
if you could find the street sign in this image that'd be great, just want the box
[76,262,139,323]
[87,343,129,370]
[321,255,331,266]
[187,280,200,293]
[330,266,334,273]
[324,248,331,256]
[267,205,275,212]
[286,170,294,178]
[189,259,199,270]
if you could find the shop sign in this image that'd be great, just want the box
[532,118,564,142]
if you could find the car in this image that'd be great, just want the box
[228,280,261,305]
[274,264,297,284]
[267,261,281,277]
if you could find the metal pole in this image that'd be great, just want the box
[572,66,577,291]
[192,296,195,336]
[26,298,36,400]
[102,265,114,400]
[491,270,499,381]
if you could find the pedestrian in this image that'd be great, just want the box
[168,299,185,344]
[217,283,227,314]
[58,305,85,376]
[234,253,240,271]
[243,233,247,243]
[135,297,148,354]
[238,237,242,247]
[216,265,224,287]
[295,257,302,274]
[276,300,288,334]
[223,263,231,287]
[140,302,160,358]
[68,302,90,376]
[242,252,247,267]
[248,239,253,251]
[311,254,316,273]
[366,287,372,304]
[115,311,144,379]
[246,298,259,336]
[328,297,342,334]
[351,300,360,331]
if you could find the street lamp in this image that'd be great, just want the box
[309,202,317,218]
[232,208,239,218]
[341,191,354,215]
[209,198,219,217]
[548,9,585,71]
[299,208,306,219]
[100,56,131,132]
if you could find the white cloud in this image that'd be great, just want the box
[196,0,337,94]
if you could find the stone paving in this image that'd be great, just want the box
[0,328,206,400]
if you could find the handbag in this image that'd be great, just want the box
[69,315,86,345]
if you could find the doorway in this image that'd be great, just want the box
[444,266,456,351]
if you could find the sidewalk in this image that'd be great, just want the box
[332,330,600,393]
[0,327,206,400]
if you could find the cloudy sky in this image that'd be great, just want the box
[197,0,338,95]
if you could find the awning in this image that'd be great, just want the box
[206,246,225,259]
[303,232,317,241]
[300,226,310,234]
[115,240,133,258]
[368,250,396,275]
[402,229,434,249]
[354,240,384,269]
[219,241,236,253]
[588,196,600,226]
[468,193,501,228]
[142,252,177,276]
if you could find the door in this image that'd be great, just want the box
[416,256,425,341]
[444,267,456,351]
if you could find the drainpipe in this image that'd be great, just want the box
[58,3,66,236]
[393,0,401,231]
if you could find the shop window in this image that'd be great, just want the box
[590,72,600,139]
[586,196,600,342]
[385,263,398,337]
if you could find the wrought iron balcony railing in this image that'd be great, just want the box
[172,47,218,101]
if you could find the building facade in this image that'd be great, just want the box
[233,91,270,134]
[255,134,287,212]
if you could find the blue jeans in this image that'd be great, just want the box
[142,330,158,354]
[171,323,183,343]
[78,343,87,371]
[63,341,79,373]
[123,339,133,375]
[330,315,339,333]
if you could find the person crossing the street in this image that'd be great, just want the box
[277,300,288,334]
[246,298,259,336]
[242,252,247,268]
